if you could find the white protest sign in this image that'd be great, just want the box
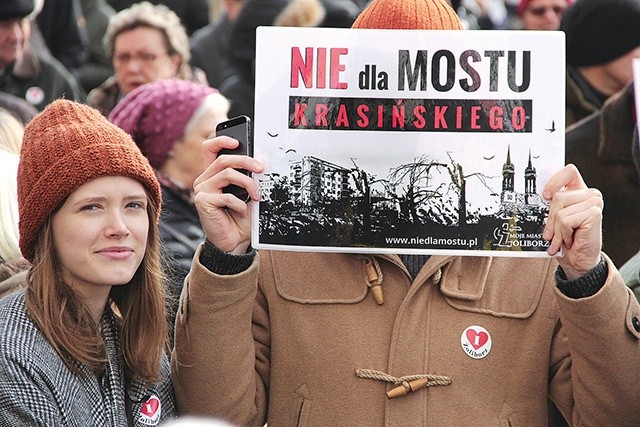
[253,27,565,257]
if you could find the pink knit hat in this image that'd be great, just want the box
[109,79,219,169]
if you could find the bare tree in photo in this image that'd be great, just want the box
[441,152,495,226]
[388,155,448,224]
[348,158,391,240]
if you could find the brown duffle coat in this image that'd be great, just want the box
[172,248,640,426]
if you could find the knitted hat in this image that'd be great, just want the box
[351,0,462,30]
[561,0,640,67]
[17,99,161,262]
[0,0,34,20]
[517,0,573,16]
[109,79,219,170]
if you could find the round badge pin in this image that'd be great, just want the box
[460,325,492,359]
[25,86,45,106]
[139,394,162,426]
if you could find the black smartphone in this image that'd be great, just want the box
[216,115,252,201]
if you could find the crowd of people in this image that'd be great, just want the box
[0,0,639,425]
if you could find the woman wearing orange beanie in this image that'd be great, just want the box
[0,99,175,425]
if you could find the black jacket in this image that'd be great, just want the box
[158,185,205,319]
[565,83,638,266]
[190,13,235,90]
[0,49,86,111]
[35,0,89,75]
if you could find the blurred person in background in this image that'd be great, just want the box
[0,107,26,154]
[88,1,207,117]
[565,83,639,268]
[461,0,507,29]
[215,0,326,122]
[109,78,229,326]
[317,0,361,27]
[0,0,86,110]
[517,0,572,30]
[190,0,246,90]
[0,149,29,297]
[191,0,358,108]
[76,0,117,93]
[561,0,640,127]
[273,0,326,26]
[0,109,29,295]
[0,91,38,124]
[31,0,89,77]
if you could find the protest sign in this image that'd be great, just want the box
[252,27,565,257]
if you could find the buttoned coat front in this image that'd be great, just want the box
[172,249,640,426]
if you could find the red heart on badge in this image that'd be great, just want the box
[466,329,489,350]
[141,396,160,417]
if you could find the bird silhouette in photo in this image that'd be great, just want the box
[545,121,556,132]
[279,147,297,154]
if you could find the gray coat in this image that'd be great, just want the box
[0,290,176,426]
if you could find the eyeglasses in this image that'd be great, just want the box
[113,51,171,66]
[528,6,566,16]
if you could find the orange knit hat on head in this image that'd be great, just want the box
[352,0,462,30]
[17,99,161,262]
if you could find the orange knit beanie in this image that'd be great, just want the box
[17,99,161,262]
[352,0,462,30]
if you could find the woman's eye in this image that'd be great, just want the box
[127,201,146,209]
[80,204,100,211]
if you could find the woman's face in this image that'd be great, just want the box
[601,46,640,94]
[163,101,228,188]
[51,176,149,295]
[520,0,568,31]
[113,26,180,94]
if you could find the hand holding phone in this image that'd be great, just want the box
[215,115,252,201]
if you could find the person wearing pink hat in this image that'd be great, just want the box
[110,78,230,325]
[518,0,572,30]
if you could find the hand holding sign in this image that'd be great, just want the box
[542,164,603,279]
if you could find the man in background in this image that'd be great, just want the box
[561,0,640,126]
[517,0,572,30]
[0,0,86,111]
